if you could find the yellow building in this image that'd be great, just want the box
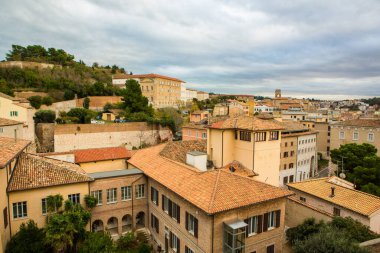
[112,73,184,108]
[0,93,35,141]
[207,116,284,186]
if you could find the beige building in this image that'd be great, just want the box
[288,177,380,233]
[112,73,184,108]
[330,119,380,156]
[207,116,284,186]
[196,91,209,101]
[0,93,35,141]
[189,110,209,123]
[128,141,293,253]
[182,124,207,141]
[0,118,24,140]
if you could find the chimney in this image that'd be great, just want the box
[186,151,207,172]
[330,187,335,197]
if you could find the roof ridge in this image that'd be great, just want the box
[208,170,222,213]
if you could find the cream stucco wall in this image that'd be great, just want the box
[8,183,89,235]
[0,124,24,140]
[0,165,11,253]
[79,159,127,173]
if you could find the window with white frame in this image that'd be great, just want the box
[91,190,102,205]
[41,198,47,215]
[368,133,374,142]
[185,246,195,253]
[107,188,117,204]
[68,193,80,204]
[121,186,131,201]
[13,202,27,219]
[163,195,169,213]
[151,187,159,205]
[268,211,276,229]
[136,184,145,198]
[247,215,258,235]
[0,127,3,133]
[170,232,179,252]
[202,132,207,139]
[353,132,359,140]
[339,131,345,139]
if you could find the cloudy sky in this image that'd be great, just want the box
[1,0,380,99]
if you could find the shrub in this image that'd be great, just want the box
[28,95,42,109]
[34,110,56,123]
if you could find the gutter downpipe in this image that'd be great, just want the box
[221,130,224,166]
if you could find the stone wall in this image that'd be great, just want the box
[54,122,172,152]
[35,123,55,152]
[0,61,58,69]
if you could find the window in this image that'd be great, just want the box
[171,201,180,223]
[353,132,359,140]
[368,133,374,142]
[269,131,279,140]
[300,197,306,202]
[107,188,117,204]
[186,212,198,237]
[13,202,27,219]
[91,190,103,205]
[202,132,207,139]
[333,207,341,216]
[136,184,145,198]
[41,198,47,215]
[290,151,294,157]
[268,211,276,228]
[255,132,266,142]
[339,131,345,140]
[246,215,260,236]
[151,213,159,233]
[0,127,3,133]
[170,232,180,252]
[3,207,8,228]
[264,210,280,231]
[283,152,288,158]
[10,111,18,117]
[240,131,251,141]
[289,175,294,183]
[151,187,159,205]
[285,142,288,147]
[267,244,275,253]
[121,186,131,201]
[291,141,294,146]
[283,177,288,185]
[185,246,195,253]
[289,163,294,169]
[68,193,80,204]
[162,195,169,213]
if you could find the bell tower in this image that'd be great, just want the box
[275,89,281,98]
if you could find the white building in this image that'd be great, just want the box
[296,133,318,182]
[254,105,275,113]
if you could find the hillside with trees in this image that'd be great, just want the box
[0,44,126,100]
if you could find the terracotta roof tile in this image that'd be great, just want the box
[338,119,380,127]
[8,154,93,192]
[287,177,380,216]
[74,147,131,163]
[113,73,185,83]
[210,116,284,131]
[160,140,207,164]
[128,143,292,214]
[0,118,23,127]
[0,137,30,168]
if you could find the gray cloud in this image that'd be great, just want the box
[1,0,380,99]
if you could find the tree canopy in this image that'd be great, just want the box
[122,79,153,117]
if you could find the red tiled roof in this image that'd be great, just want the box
[0,118,23,127]
[128,143,292,214]
[209,116,284,131]
[74,147,131,163]
[112,73,185,83]
[7,154,93,192]
[0,137,30,168]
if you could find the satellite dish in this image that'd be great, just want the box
[339,173,346,179]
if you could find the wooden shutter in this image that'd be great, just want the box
[162,195,165,211]
[169,231,172,248]
[194,217,198,238]
[185,212,189,230]
[276,210,281,228]
[168,200,172,217]
[177,237,181,253]
[185,246,188,253]
[151,213,154,228]
[244,218,249,237]
[258,215,263,233]
[156,191,159,206]
[263,213,268,232]
[177,205,181,223]
[151,187,154,202]
[156,217,159,234]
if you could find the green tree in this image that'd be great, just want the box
[6,220,51,253]
[67,108,97,124]
[123,79,153,116]
[83,97,90,109]
[28,95,42,109]
[286,218,325,245]
[84,195,97,209]
[34,110,56,123]
[330,216,378,242]
[116,232,139,252]
[42,96,53,106]
[78,232,114,253]
[64,90,75,100]
[46,194,63,213]
[103,102,113,112]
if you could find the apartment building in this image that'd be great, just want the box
[279,122,318,186]
[0,93,35,141]
[196,91,209,101]
[0,118,24,140]
[112,73,184,108]
[330,119,380,156]
[207,116,284,186]
[128,141,293,253]
[182,124,207,141]
[288,177,380,233]
[189,110,209,123]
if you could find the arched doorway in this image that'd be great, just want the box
[122,214,132,233]
[92,220,104,232]
[136,211,145,229]
[107,217,118,235]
